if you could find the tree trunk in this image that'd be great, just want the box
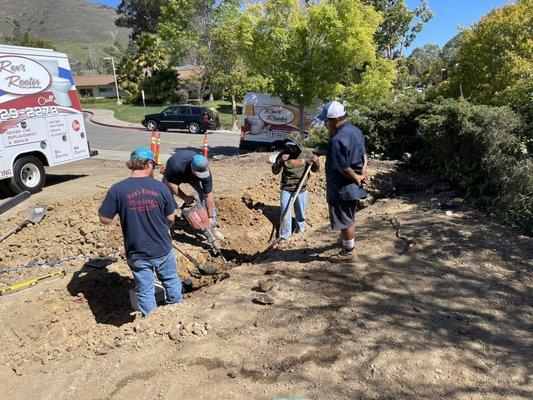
[209,92,214,102]
[231,94,239,132]
[298,105,305,134]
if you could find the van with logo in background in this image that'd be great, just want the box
[239,92,318,151]
[0,44,95,194]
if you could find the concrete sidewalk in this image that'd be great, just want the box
[83,108,145,130]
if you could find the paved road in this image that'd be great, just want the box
[85,119,240,161]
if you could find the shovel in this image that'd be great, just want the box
[172,242,219,275]
[264,163,313,253]
[0,205,48,243]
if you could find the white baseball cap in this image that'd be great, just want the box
[315,101,346,121]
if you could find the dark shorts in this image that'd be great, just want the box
[329,200,358,230]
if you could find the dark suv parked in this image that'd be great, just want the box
[142,105,219,134]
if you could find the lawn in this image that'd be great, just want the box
[81,100,242,129]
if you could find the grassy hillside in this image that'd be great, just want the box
[0,0,129,62]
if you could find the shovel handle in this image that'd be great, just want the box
[0,222,25,243]
[172,242,203,270]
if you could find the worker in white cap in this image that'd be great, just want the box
[316,101,368,261]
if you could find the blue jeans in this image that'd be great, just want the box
[279,189,308,239]
[128,250,183,316]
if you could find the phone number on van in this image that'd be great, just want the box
[0,106,59,121]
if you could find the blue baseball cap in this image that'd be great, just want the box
[191,154,210,179]
[130,147,157,164]
[315,100,346,122]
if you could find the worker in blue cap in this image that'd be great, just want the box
[98,147,182,316]
[161,149,224,240]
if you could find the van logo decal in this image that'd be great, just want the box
[0,56,51,95]
[259,106,295,125]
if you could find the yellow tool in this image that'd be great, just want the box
[0,270,66,296]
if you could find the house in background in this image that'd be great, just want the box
[74,74,119,98]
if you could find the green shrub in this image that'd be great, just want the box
[351,97,430,159]
[416,99,532,232]
[80,97,116,105]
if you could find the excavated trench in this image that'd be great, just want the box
[0,159,437,366]
[0,159,434,294]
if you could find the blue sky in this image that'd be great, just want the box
[90,0,513,53]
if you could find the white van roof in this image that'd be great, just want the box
[0,44,68,59]
[243,92,283,106]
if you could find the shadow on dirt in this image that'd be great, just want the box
[67,259,136,327]
[248,202,532,398]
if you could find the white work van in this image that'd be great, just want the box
[0,44,93,194]
[239,92,317,151]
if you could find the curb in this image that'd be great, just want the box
[83,109,146,131]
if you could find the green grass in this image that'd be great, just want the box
[81,100,242,128]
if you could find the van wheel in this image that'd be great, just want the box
[146,120,158,131]
[9,156,46,194]
[188,123,200,134]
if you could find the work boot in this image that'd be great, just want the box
[331,247,357,262]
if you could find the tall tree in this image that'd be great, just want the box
[445,0,533,108]
[362,0,433,59]
[158,0,241,101]
[133,33,169,75]
[158,0,239,64]
[406,43,444,87]
[238,0,381,131]
[208,11,267,129]
[116,0,168,39]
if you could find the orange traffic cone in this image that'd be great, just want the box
[202,133,208,157]
[155,132,161,165]
[150,131,161,165]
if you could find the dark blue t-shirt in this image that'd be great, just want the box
[325,123,367,204]
[99,177,177,260]
[164,150,213,194]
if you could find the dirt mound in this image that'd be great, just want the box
[217,196,273,255]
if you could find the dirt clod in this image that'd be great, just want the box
[257,280,273,292]
[134,322,149,333]
[252,294,274,305]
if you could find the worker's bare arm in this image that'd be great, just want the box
[99,215,114,225]
[205,192,215,223]
[341,167,365,185]
[163,177,195,205]
[166,213,175,228]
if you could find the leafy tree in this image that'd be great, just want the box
[238,0,381,131]
[362,0,433,59]
[158,0,239,64]
[441,33,462,69]
[445,0,533,108]
[133,33,169,75]
[406,43,444,87]
[208,10,267,129]
[342,58,397,109]
[141,68,181,104]
[117,54,143,103]
[116,0,168,39]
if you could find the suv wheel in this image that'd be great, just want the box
[9,156,46,194]
[188,122,200,134]
[146,120,158,131]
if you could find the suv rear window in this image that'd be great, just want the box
[191,107,204,115]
